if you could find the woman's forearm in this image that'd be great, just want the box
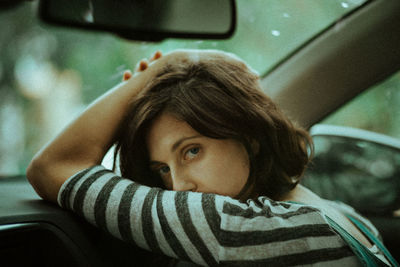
[26,57,164,202]
[26,49,215,202]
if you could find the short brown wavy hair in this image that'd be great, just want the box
[114,52,313,200]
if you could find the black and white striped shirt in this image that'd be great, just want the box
[58,165,363,266]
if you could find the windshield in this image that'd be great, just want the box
[0,1,366,175]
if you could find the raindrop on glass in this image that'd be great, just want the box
[341,2,349,8]
[271,30,280,37]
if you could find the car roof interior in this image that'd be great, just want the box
[261,0,400,129]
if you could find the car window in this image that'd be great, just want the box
[0,1,366,175]
[321,70,400,139]
[303,71,400,217]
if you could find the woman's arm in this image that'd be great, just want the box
[58,165,351,266]
[26,51,164,202]
[26,48,254,203]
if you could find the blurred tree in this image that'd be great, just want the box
[323,71,400,139]
[3,0,390,175]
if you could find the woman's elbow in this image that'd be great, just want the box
[26,153,89,203]
[26,156,51,201]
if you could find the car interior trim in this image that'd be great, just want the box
[261,0,400,129]
[310,124,400,150]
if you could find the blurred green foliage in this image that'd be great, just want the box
[1,0,364,101]
[323,71,400,139]
[4,0,395,175]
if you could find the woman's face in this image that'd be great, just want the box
[146,113,250,197]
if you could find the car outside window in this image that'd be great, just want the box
[0,0,366,175]
[303,71,400,217]
[321,70,400,140]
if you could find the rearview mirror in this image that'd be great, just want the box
[38,0,236,41]
[302,124,400,217]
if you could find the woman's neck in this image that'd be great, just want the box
[279,184,322,204]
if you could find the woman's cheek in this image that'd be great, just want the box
[199,155,237,195]
[215,151,249,196]
[190,156,219,191]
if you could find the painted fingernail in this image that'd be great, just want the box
[154,51,162,59]
[123,71,132,80]
[140,61,148,70]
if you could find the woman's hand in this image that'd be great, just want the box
[122,49,259,81]
[123,50,162,81]
[27,50,164,203]
[26,48,256,203]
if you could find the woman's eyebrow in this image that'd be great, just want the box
[149,161,161,167]
[171,135,202,152]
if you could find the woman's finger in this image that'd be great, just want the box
[135,59,149,72]
[132,52,161,76]
[122,70,132,81]
[150,50,162,62]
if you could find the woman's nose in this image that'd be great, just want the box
[171,170,196,192]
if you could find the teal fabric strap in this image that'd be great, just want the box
[286,201,397,266]
[325,215,388,267]
[345,214,399,267]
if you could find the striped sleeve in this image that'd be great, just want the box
[57,165,359,266]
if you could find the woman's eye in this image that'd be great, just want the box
[158,166,170,176]
[184,147,200,160]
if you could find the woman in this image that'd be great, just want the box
[27,50,397,266]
